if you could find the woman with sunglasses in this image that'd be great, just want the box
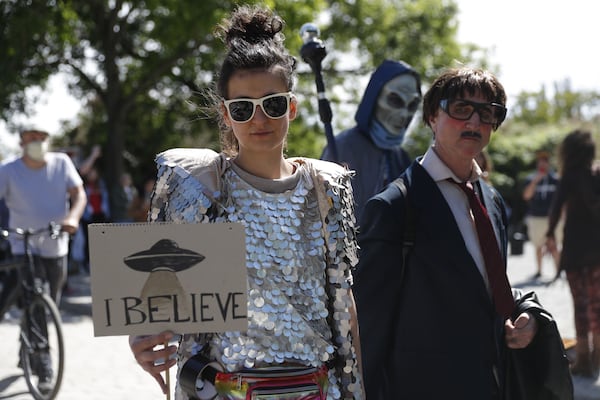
[128,5,364,400]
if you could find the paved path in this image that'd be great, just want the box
[1,241,599,399]
[506,242,600,400]
[0,275,169,399]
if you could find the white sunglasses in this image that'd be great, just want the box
[223,92,292,123]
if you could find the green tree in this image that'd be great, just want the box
[294,0,480,157]
[325,0,464,81]
[510,80,600,125]
[0,0,469,216]
[0,1,66,118]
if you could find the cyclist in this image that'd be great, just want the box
[0,128,86,392]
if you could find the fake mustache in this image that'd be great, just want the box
[461,131,482,139]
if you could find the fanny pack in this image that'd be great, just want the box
[215,365,328,400]
[180,354,329,400]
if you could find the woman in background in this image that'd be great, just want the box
[546,129,600,377]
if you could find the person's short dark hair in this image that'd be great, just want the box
[535,150,550,161]
[422,67,507,130]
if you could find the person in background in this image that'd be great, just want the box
[0,129,86,303]
[0,128,86,391]
[115,172,138,222]
[128,5,364,400]
[523,149,562,279]
[80,165,110,271]
[78,144,102,177]
[546,129,600,377]
[127,176,155,222]
[121,172,137,205]
[69,145,102,274]
[321,59,421,223]
[354,67,542,399]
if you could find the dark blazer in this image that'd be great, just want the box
[353,161,510,399]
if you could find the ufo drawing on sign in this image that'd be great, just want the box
[123,239,205,272]
[124,239,205,324]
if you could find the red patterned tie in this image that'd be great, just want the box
[452,180,515,319]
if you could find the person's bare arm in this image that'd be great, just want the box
[78,145,101,177]
[62,185,86,234]
[522,174,544,201]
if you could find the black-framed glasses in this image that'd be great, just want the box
[439,99,507,126]
[223,92,292,123]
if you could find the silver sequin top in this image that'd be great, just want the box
[150,149,362,400]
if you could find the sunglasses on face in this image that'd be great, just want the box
[223,92,292,123]
[439,99,507,126]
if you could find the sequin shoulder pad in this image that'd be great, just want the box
[151,148,227,223]
[155,147,226,193]
[290,157,359,271]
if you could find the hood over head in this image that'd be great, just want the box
[355,60,421,134]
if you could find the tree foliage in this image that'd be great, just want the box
[325,0,463,81]
[510,80,600,125]
[0,1,67,116]
[0,0,503,217]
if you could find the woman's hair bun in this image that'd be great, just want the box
[218,5,284,47]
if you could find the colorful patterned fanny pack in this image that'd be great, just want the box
[214,365,328,400]
[180,354,328,400]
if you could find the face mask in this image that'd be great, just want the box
[369,119,404,150]
[25,140,48,161]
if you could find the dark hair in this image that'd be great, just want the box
[535,150,551,161]
[214,5,297,155]
[559,129,595,174]
[422,67,507,130]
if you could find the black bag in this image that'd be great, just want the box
[504,291,574,400]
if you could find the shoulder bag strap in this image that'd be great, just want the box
[391,175,416,275]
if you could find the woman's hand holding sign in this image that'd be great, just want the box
[129,331,178,395]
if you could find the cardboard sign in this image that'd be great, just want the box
[88,222,248,336]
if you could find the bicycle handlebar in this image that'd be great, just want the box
[0,222,63,273]
[0,222,63,240]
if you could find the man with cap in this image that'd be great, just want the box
[321,59,422,223]
[0,128,86,391]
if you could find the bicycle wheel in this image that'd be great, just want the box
[20,292,65,400]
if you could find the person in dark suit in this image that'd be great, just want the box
[353,67,540,399]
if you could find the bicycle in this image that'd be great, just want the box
[0,222,65,400]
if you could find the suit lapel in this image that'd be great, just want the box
[408,163,494,307]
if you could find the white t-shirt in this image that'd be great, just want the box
[0,152,83,257]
